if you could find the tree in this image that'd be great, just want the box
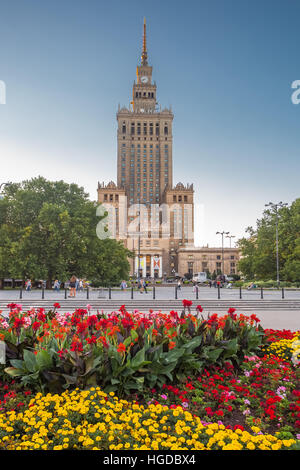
[237,198,300,282]
[0,177,132,288]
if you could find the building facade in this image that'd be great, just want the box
[97,20,239,278]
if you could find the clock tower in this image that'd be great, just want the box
[133,19,157,113]
[116,18,174,203]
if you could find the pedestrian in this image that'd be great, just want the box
[143,279,148,293]
[25,279,31,291]
[138,279,143,293]
[120,280,127,291]
[78,279,83,292]
[69,275,77,297]
[53,280,60,292]
[177,279,181,290]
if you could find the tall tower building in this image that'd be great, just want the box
[98,19,195,278]
[117,18,173,206]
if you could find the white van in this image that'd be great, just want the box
[192,272,207,283]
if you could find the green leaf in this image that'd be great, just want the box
[36,350,53,370]
[23,349,37,373]
[4,367,24,377]
[10,359,26,371]
[222,338,238,359]
[163,347,184,364]
[205,347,224,362]
[131,347,145,368]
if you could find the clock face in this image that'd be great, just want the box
[141,76,148,83]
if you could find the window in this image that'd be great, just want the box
[217,255,221,260]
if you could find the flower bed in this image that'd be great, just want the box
[0,302,299,450]
[0,387,298,450]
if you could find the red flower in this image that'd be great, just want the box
[32,321,41,331]
[227,308,236,314]
[234,425,244,431]
[182,299,193,308]
[117,343,126,354]
[53,303,61,309]
[13,318,25,329]
[86,335,97,345]
[196,305,203,312]
[70,339,83,353]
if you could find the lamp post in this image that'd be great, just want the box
[0,182,12,199]
[265,201,288,288]
[216,231,229,275]
[226,234,235,248]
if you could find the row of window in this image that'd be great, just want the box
[121,122,169,136]
[135,91,154,98]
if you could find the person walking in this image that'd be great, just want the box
[177,279,181,290]
[120,280,127,291]
[53,280,60,292]
[78,279,83,292]
[143,279,148,293]
[138,279,143,293]
[69,275,77,298]
[25,279,31,291]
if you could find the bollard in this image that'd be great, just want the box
[131,286,134,299]
[175,286,177,299]
[282,287,284,299]
[239,286,242,299]
[196,286,199,300]
[87,287,89,300]
[153,286,155,300]
[42,288,44,300]
[109,287,111,299]
[20,287,23,299]
[261,287,263,299]
[65,288,67,299]
[218,285,220,299]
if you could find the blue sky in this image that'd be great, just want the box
[0,0,299,246]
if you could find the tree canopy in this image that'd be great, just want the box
[237,198,300,282]
[0,177,132,287]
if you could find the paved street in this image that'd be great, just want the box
[1,286,300,302]
[0,287,299,331]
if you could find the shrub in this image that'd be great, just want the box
[1,304,265,395]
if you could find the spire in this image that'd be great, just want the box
[141,17,148,65]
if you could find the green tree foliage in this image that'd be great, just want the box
[237,198,300,282]
[0,177,132,287]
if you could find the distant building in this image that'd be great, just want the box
[98,20,239,278]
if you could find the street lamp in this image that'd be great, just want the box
[265,201,288,288]
[216,231,229,275]
[226,234,236,248]
[0,182,12,199]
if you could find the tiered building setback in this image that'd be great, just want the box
[98,20,239,278]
